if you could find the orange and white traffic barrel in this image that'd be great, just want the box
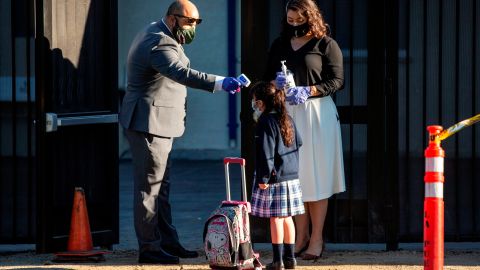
[423,125,445,270]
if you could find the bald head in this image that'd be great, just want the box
[166,0,199,19]
[163,0,201,34]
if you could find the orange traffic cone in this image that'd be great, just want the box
[54,187,108,262]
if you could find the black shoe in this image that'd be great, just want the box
[138,250,179,264]
[162,244,199,258]
[266,261,285,270]
[294,241,309,257]
[283,258,297,269]
[301,241,325,262]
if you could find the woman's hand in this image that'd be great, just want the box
[285,86,311,105]
[275,74,288,89]
[258,183,269,190]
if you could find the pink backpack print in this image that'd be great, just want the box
[203,202,260,269]
[203,158,262,270]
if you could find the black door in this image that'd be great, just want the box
[35,0,119,252]
[0,0,36,244]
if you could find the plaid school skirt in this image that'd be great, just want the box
[251,179,305,218]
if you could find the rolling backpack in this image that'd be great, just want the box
[203,158,262,270]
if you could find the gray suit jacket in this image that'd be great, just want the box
[119,20,217,137]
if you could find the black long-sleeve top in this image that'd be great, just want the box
[255,113,302,185]
[264,36,344,97]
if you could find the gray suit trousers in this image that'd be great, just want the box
[125,129,179,252]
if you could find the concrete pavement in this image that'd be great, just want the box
[117,158,244,251]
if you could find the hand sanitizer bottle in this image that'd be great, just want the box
[277,60,296,93]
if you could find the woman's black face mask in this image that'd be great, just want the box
[286,23,309,38]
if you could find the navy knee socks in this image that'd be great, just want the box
[272,243,284,262]
[283,243,295,260]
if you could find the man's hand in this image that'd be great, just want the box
[286,86,311,105]
[275,74,288,90]
[258,183,269,190]
[221,77,241,94]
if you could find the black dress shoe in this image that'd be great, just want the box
[294,241,309,257]
[301,241,325,262]
[162,244,199,258]
[283,258,297,269]
[138,250,179,264]
[265,261,285,270]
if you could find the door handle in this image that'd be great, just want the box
[46,113,118,132]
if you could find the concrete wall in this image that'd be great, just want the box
[118,0,241,159]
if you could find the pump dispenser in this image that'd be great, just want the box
[281,60,288,75]
[277,60,296,92]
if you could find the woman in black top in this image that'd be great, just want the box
[264,0,346,261]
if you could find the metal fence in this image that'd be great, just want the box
[321,0,480,244]
[242,0,480,247]
[398,0,480,241]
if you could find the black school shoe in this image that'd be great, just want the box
[283,258,297,269]
[138,250,179,264]
[162,244,199,258]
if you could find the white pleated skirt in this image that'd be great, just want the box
[287,96,346,202]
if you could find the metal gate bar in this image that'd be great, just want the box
[11,0,18,240]
[347,0,355,243]
[472,0,478,237]
[26,0,35,240]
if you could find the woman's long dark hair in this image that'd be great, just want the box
[250,82,294,147]
[281,0,329,39]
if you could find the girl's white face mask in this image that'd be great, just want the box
[251,100,262,122]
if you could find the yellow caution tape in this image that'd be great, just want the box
[438,113,480,141]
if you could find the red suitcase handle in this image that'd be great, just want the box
[223,157,246,166]
[223,157,247,202]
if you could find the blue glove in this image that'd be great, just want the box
[275,73,288,89]
[222,77,241,94]
[286,86,311,105]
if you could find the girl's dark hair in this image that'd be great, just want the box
[250,82,294,147]
[281,0,329,39]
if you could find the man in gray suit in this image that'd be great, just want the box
[119,0,242,264]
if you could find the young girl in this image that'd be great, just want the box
[250,82,304,270]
